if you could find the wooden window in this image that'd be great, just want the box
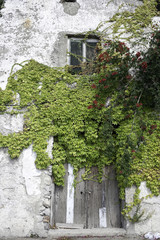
[67,36,99,74]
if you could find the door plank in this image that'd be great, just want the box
[105,166,121,227]
[74,168,86,227]
[54,163,68,224]
[86,167,103,228]
[53,165,121,229]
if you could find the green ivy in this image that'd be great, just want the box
[96,0,159,43]
[0,0,160,223]
[87,29,160,221]
[0,60,109,186]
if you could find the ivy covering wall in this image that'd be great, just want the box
[0,60,109,186]
[0,0,160,223]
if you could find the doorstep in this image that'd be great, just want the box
[48,227,126,238]
[56,223,84,229]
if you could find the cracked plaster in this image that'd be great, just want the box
[0,0,160,237]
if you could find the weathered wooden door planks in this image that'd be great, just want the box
[52,164,121,228]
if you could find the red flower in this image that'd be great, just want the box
[104,85,109,89]
[91,84,97,89]
[103,52,111,62]
[98,53,104,60]
[112,72,118,76]
[148,130,153,135]
[131,150,135,152]
[150,124,157,129]
[95,94,100,98]
[88,105,93,109]
[99,80,102,83]
[126,75,132,80]
[125,114,130,119]
[119,41,125,45]
[136,52,141,58]
[141,61,147,70]
[102,78,106,81]
[136,103,142,107]
[119,170,123,174]
[93,100,98,105]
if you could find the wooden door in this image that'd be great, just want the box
[52,164,121,229]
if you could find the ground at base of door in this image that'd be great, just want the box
[0,237,144,240]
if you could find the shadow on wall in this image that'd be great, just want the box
[60,0,80,16]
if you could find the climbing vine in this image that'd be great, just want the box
[87,27,160,221]
[0,60,110,186]
[94,0,159,43]
[0,0,160,223]
[81,0,160,221]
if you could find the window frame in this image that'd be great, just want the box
[67,36,99,65]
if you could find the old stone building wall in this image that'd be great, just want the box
[0,0,160,238]
[0,0,138,89]
[0,114,53,237]
[125,182,160,235]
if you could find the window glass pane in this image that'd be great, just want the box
[157,0,160,11]
[0,0,4,9]
[70,40,83,66]
[86,42,98,62]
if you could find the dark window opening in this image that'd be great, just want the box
[86,42,98,61]
[0,0,3,8]
[67,35,99,74]
[0,0,5,17]
[70,40,83,74]
[156,0,160,11]
[63,0,76,2]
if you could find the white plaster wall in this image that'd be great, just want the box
[0,114,52,237]
[0,0,137,89]
[125,182,160,234]
[0,144,52,237]
[0,113,24,135]
[0,148,42,237]
[1,0,159,237]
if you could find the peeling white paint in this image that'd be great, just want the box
[0,113,24,135]
[46,136,54,159]
[21,145,41,196]
[99,207,107,228]
[0,0,160,237]
[66,163,74,223]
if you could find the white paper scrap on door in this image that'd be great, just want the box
[66,163,74,223]
[99,207,107,228]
